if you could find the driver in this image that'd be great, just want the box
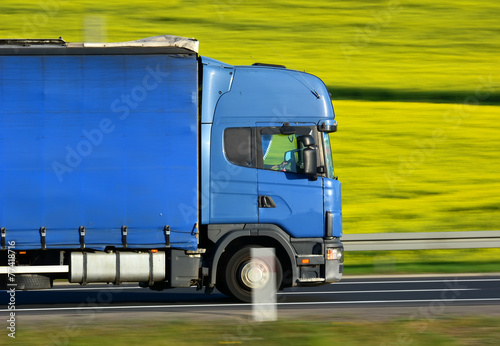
[272,160,292,172]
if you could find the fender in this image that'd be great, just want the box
[207,224,299,287]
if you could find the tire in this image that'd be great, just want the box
[216,264,230,296]
[0,274,52,290]
[223,246,282,303]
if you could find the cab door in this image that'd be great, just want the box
[257,125,324,238]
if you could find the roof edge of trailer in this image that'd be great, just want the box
[0,35,199,54]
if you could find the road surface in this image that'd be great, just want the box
[2,274,499,322]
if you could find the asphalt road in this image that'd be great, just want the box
[2,274,500,321]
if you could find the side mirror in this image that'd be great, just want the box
[297,135,317,179]
[303,147,317,180]
[297,135,315,147]
[284,151,292,162]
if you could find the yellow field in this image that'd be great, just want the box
[334,100,500,234]
[0,0,498,99]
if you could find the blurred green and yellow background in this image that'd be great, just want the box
[1,0,499,273]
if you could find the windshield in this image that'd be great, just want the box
[323,132,335,179]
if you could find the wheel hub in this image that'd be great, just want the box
[240,260,270,289]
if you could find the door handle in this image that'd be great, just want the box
[259,195,276,208]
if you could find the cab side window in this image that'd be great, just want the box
[259,127,316,174]
[261,132,300,173]
[224,126,318,175]
[224,127,255,168]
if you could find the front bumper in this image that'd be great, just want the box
[292,237,343,285]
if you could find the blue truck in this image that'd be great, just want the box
[0,35,343,302]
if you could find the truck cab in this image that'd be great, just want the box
[200,58,343,301]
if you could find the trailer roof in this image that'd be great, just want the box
[0,35,199,55]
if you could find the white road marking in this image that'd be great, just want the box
[26,278,500,292]
[40,286,140,292]
[2,298,500,313]
[335,278,500,285]
[278,288,480,295]
[4,287,481,295]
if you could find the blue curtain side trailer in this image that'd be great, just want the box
[0,36,344,302]
[0,36,200,290]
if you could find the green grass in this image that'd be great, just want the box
[10,316,500,345]
[0,0,498,100]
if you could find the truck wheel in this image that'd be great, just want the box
[216,268,230,296]
[224,246,282,303]
[0,274,53,290]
